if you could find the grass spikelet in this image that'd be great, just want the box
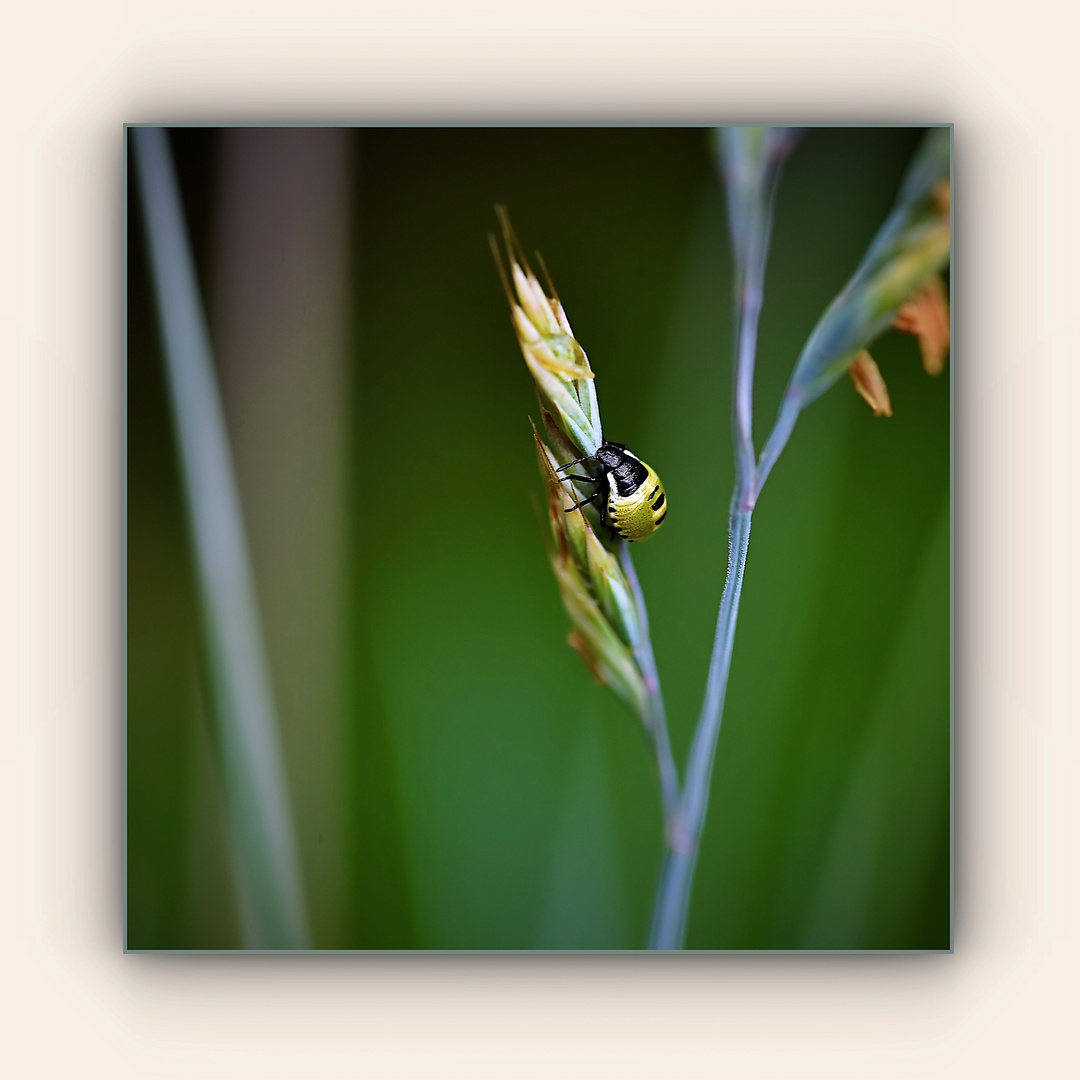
[755,129,951,494]
[503,213,666,776]
[848,349,894,416]
[893,275,950,375]
[493,207,602,456]
[784,128,951,410]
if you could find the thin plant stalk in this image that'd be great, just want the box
[649,127,949,948]
[650,507,751,948]
[620,541,678,821]
[721,126,795,499]
[131,126,310,949]
[649,128,795,950]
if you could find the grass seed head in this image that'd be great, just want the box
[493,207,603,457]
[785,128,951,412]
[501,213,650,723]
[848,271,950,415]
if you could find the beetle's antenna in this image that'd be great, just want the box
[556,454,594,472]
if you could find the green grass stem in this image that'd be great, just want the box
[619,541,678,822]
[650,506,752,949]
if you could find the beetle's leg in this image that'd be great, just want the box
[559,473,600,484]
[565,491,601,513]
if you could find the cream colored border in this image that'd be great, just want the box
[9,2,1074,1075]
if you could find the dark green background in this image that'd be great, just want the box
[127,127,950,950]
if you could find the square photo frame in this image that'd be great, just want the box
[126,124,951,952]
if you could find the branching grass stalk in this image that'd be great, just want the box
[132,126,310,949]
[649,127,950,949]
[721,127,796,493]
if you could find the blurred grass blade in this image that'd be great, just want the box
[799,498,950,948]
[131,126,310,949]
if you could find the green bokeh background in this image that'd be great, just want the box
[127,127,950,950]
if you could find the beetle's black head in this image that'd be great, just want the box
[596,441,629,468]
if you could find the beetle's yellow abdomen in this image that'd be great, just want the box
[608,461,667,542]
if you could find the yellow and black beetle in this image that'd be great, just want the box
[557,442,668,542]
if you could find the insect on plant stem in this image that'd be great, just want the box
[495,209,681,850]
